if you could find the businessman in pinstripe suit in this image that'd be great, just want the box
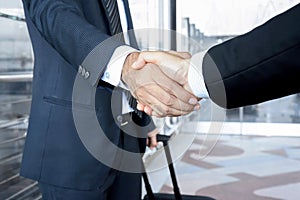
[20,0,198,199]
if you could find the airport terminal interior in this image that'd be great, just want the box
[1,0,300,199]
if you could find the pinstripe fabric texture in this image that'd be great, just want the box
[103,0,124,42]
[103,0,142,117]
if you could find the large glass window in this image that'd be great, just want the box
[0,1,38,199]
[176,0,300,136]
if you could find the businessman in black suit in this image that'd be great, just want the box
[20,0,199,199]
[134,3,300,112]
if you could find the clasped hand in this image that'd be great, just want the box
[121,51,200,117]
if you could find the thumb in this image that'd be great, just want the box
[132,55,146,69]
[132,51,163,69]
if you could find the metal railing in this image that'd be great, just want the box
[0,71,40,200]
[0,73,33,83]
[0,12,25,22]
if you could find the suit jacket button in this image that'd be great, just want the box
[117,115,122,123]
[78,65,83,74]
[84,71,90,79]
[81,67,86,76]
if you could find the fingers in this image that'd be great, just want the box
[136,103,145,111]
[138,99,190,117]
[134,51,190,85]
[147,129,159,149]
[132,57,146,70]
[137,102,152,115]
[133,51,182,68]
[152,78,197,111]
[153,82,199,113]
[138,92,192,117]
[148,136,158,149]
[132,51,182,68]
[145,100,197,117]
[144,105,153,116]
[134,77,199,117]
[131,51,191,75]
[132,50,191,69]
[166,50,192,59]
[152,70,198,107]
[146,137,158,150]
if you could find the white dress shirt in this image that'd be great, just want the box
[101,0,137,114]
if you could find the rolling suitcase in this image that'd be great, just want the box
[142,135,216,200]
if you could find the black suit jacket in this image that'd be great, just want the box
[21,0,153,190]
[203,4,300,109]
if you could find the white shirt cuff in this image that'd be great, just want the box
[188,50,209,98]
[101,45,139,114]
[101,45,138,89]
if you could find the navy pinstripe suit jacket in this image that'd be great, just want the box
[20,0,153,190]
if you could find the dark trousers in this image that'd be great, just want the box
[39,114,147,200]
[38,170,142,200]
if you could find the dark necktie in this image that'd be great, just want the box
[103,0,124,41]
[103,0,142,117]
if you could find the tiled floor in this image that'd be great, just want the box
[155,134,300,200]
[142,110,300,200]
[144,94,300,200]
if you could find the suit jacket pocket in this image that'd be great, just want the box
[43,96,96,111]
[40,95,115,190]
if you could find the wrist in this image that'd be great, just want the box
[121,52,140,84]
[188,51,209,98]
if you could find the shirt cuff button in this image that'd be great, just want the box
[105,72,110,79]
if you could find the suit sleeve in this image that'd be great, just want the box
[23,0,124,87]
[202,3,300,109]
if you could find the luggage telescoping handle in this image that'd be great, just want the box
[142,134,182,200]
[160,135,182,200]
[142,170,155,200]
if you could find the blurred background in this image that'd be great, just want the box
[0,0,300,199]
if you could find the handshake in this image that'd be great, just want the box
[121,50,203,118]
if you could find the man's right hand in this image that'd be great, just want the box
[121,52,200,117]
[132,51,192,89]
[130,51,202,116]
